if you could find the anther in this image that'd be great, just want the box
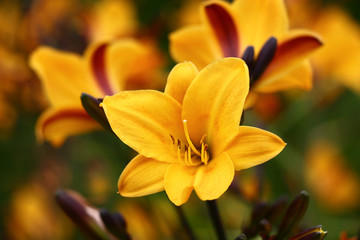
[177,139,181,148]
[170,134,175,145]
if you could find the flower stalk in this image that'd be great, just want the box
[206,200,227,240]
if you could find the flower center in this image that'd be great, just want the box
[169,120,209,166]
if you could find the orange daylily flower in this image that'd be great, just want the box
[170,0,322,107]
[101,58,285,206]
[30,39,164,146]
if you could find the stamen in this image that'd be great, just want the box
[200,134,207,144]
[187,146,193,165]
[177,144,182,163]
[183,120,201,156]
[203,144,209,165]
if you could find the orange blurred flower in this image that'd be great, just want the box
[30,39,164,146]
[305,140,360,212]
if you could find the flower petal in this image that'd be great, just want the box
[101,90,183,163]
[203,1,240,57]
[258,30,322,89]
[107,39,156,91]
[254,60,313,93]
[232,0,288,52]
[226,126,286,171]
[85,42,115,95]
[118,155,169,197]
[182,58,249,156]
[164,62,198,104]
[194,152,234,201]
[36,106,100,147]
[164,164,197,206]
[29,46,102,106]
[169,25,222,70]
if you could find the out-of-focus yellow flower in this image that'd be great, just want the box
[101,58,285,206]
[7,183,72,240]
[170,0,322,108]
[85,0,138,43]
[305,140,360,212]
[311,7,360,94]
[117,198,184,240]
[287,0,360,94]
[30,39,164,146]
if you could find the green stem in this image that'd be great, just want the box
[174,205,197,240]
[206,200,227,240]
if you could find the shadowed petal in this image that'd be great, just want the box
[36,107,100,147]
[259,30,322,88]
[194,152,234,201]
[118,155,169,197]
[164,62,199,105]
[182,58,249,156]
[232,0,288,52]
[30,47,102,106]
[107,39,154,92]
[254,61,312,93]
[226,126,286,171]
[101,91,184,163]
[164,164,198,206]
[169,25,222,70]
[203,2,240,57]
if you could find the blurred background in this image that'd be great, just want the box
[0,0,359,239]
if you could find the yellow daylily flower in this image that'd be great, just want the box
[101,58,286,206]
[30,39,164,146]
[170,0,322,107]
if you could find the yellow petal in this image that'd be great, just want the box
[118,155,169,197]
[169,25,222,70]
[107,39,153,92]
[84,42,118,95]
[232,0,288,52]
[164,164,197,206]
[226,126,286,171]
[101,90,184,163]
[254,60,312,93]
[182,58,249,156]
[29,46,102,106]
[36,106,100,147]
[202,1,241,57]
[259,30,322,89]
[164,62,198,104]
[194,152,234,201]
